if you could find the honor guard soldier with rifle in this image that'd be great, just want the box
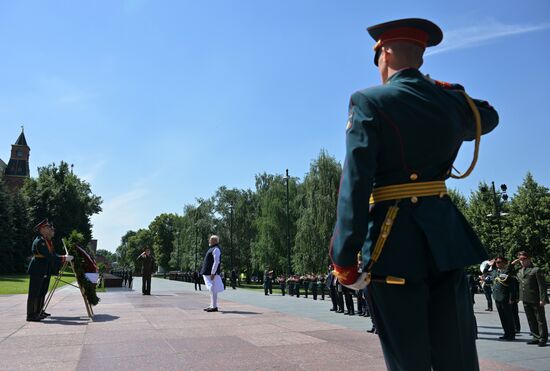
[26,219,73,321]
[329,18,499,370]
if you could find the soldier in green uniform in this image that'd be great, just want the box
[26,219,73,321]
[486,257,518,340]
[513,251,548,347]
[329,18,498,370]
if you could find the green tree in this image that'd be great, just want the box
[149,213,180,271]
[464,182,511,258]
[447,188,468,214]
[294,150,341,273]
[253,172,299,275]
[21,161,102,250]
[0,180,15,273]
[506,172,550,271]
[95,249,116,263]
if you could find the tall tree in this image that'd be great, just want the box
[464,182,510,258]
[253,172,299,275]
[294,150,341,273]
[21,161,102,250]
[0,180,15,273]
[149,213,180,271]
[506,172,550,271]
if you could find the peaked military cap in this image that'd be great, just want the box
[34,218,50,232]
[367,18,443,66]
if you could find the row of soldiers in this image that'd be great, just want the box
[262,267,377,333]
[111,268,134,288]
[271,273,328,299]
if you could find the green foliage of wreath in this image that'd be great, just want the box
[64,231,100,306]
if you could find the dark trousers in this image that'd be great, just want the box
[231,279,236,289]
[337,291,344,311]
[524,302,548,342]
[344,290,354,314]
[312,285,318,300]
[39,275,51,313]
[295,285,300,298]
[194,279,201,291]
[371,269,479,371]
[280,284,286,296]
[142,274,151,294]
[512,302,521,332]
[329,286,338,310]
[483,286,493,310]
[304,285,308,298]
[27,274,47,318]
[357,289,366,314]
[495,300,515,338]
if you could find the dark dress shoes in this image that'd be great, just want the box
[527,339,539,345]
[26,316,41,322]
[205,307,218,312]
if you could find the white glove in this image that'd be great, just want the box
[342,272,369,291]
[64,255,74,262]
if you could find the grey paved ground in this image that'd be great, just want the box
[0,277,548,370]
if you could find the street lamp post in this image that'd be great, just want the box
[229,203,234,270]
[483,181,508,257]
[283,169,291,275]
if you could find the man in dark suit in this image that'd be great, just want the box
[514,251,548,347]
[329,18,498,370]
[26,219,73,321]
[137,248,155,295]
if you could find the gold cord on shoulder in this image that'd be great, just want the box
[450,91,481,179]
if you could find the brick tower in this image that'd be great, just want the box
[4,127,30,192]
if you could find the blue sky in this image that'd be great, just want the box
[1,1,549,252]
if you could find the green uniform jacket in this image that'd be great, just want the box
[517,266,549,304]
[490,269,518,302]
[330,68,499,281]
[27,235,62,276]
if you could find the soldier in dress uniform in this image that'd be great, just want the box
[26,219,73,321]
[137,248,155,295]
[485,257,518,340]
[329,18,498,370]
[513,251,548,347]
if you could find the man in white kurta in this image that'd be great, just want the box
[200,235,224,312]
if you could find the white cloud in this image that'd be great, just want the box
[426,21,550,56]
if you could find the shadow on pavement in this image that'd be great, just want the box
[220,310,262,315]
[91,314,120,322]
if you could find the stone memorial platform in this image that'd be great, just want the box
[0,278,547,370]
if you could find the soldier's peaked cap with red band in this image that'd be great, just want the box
[368,18,443,66]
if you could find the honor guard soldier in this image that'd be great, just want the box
[26,219,73,321]
[329,18,499,370]
[513,251,549,346]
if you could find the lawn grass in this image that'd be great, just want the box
[0,273,77,295]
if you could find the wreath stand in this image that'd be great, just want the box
[41,243,95,320]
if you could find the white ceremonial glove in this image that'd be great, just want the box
[64,255,74,262]
[342,272,369,291]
